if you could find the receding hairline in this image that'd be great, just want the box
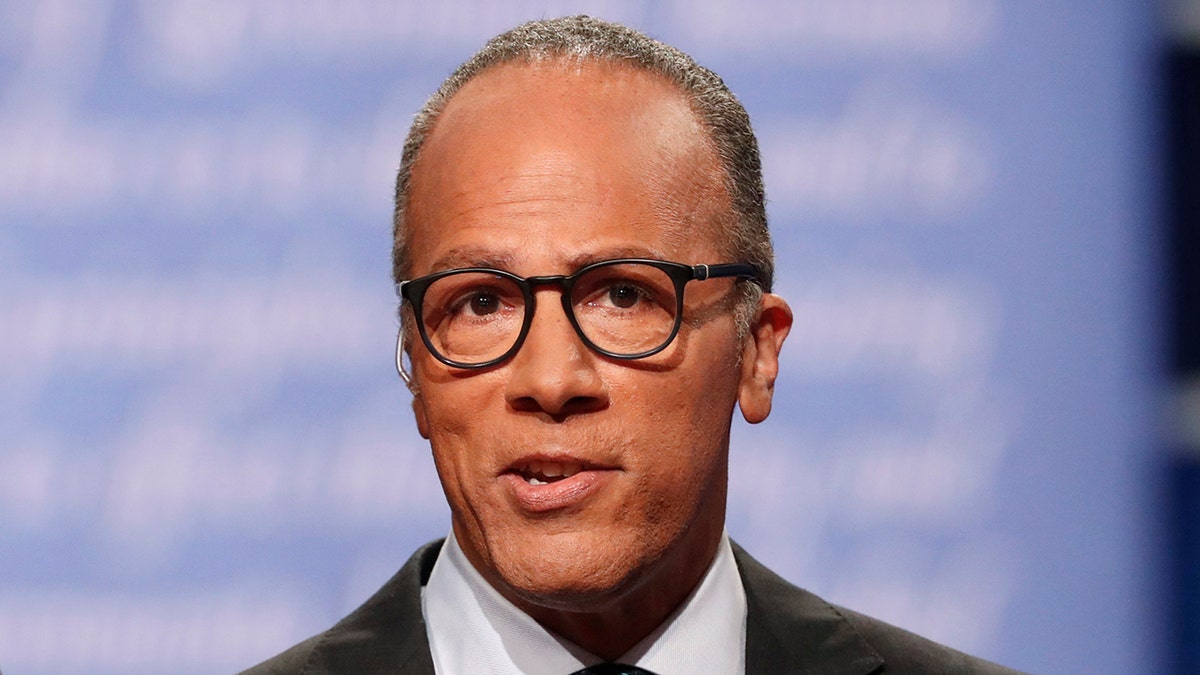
[416,57,734,242]
[408,57,738,256]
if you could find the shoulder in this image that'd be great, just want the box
[238,540,444,675]
[239,634,324,675]
[731,541,1025,675]
[835,605,1025,675]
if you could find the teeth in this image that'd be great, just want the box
[518,460,586,484]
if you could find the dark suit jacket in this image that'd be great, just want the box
[241,539,1024,674]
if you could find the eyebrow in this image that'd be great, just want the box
[564,245,670,270]
[428,248,517,273]
[427,244,672,276]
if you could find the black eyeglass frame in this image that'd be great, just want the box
[396,258,762,370]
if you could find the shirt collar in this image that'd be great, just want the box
[422,531,747,675]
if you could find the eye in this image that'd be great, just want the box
[453,289,505,317]
[574,264,674,315]
[465,291,500,316]
[605,283,645,309]
[586,280,659,312]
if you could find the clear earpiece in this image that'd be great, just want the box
[395,329,413,387]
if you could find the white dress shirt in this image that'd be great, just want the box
[421,531,747,674]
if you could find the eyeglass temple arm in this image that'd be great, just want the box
[692,263,761,283]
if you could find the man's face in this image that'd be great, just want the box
[404,60,782,619]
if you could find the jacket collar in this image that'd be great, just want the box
[305,539,884,674]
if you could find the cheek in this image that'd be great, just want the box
[419,367,498,437]
[630,379,733,498]
[420,384,497,493]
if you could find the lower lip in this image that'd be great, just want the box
[501,469,615,513]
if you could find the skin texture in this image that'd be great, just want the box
[404,59,793,659]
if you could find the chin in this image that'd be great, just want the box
[494,535,654,612]
[506,568,643,615]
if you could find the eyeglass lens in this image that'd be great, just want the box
[418,262,680,365]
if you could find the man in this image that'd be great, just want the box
[244,16,1021,674]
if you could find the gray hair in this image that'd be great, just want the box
[392,15,773,332]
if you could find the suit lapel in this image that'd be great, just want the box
[734,542,885,674]
[305,540,442,674]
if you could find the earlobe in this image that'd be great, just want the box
[738,293,793,424]
[412,394,431,439]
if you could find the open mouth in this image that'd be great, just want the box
[511,460,586,486]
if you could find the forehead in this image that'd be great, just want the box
[404,60,731,273]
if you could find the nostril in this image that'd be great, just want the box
[504,345,609,417]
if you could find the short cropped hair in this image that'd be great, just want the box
[392,15,773,328]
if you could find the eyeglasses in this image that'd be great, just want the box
[396,258,761,370]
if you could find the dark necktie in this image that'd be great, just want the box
[569,664,658,675]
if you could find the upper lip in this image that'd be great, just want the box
[504,454,616,481]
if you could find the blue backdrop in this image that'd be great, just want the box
[0,1,1163,673]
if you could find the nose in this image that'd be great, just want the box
[504,289,609,418]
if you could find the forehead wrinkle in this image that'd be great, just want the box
[436,166,601,221]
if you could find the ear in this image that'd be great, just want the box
[412,394,431,439]
[396,324,431,438]
[738,293,792,424]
